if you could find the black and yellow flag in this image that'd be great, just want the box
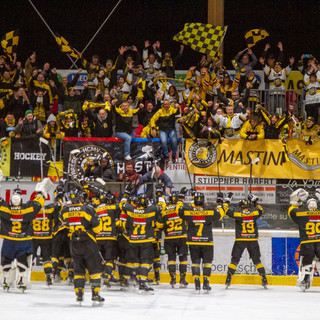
[173,23,227,57]
[55,33,78,58]
[1,29,19,55]
[245,29,269,48]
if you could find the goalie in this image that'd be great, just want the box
[0,178,53,292]
[288,188,320,291]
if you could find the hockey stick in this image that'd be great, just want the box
[39,138,61,183]
[147,135,159,202]
[249,157,260,199]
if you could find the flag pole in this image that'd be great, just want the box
[69,0,122,68]
[28,0,78,69]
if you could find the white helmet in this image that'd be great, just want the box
[307,198,318,211]
[11,189,22,206]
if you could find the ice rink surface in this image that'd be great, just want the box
[0,282,317,320]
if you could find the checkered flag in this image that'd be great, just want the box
[173,23,227,57]
[55,33,78,59]
[1,29,19,55]
[244,29,269,48]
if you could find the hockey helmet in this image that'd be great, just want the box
[194,192,205,206]
[68,189,81,204]
[307,198,318,211]
[168,194,178,204]
[11,188,22,206]
[239,199,249,209]
[137,193,147,208]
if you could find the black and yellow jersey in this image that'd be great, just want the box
[32,203,61,240]
[224,203,263,241]
[0,196,45,241]
[150,105,180,131]
[60,203,102,243]
[288,205,320,244]
[161,203,187,240]
[114,105,140,134]
[95,203,120,241]
[179,203,223,245]
[120,201,165,243]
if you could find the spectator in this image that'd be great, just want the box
[138,101,157,127]
[233,48,258,74]
[31,88,50,123]
[240,114,265,140]
[199,117,221,140]
[280,117,301,140]
[260,56,294,114]
[138,165,173,197]
[15,110,43,137]
[0,112,17,138]
[216,82,250,113]
[84,159,99,180]
[30,72,53,107]
[304,72,320,123]
[220,70,240,98]
[114,101,142,160]
[80,114,95,137]
[92,156,116,182]
[79,53,102,98]
[150,99,180,163]
[256,105,287,139]
[212,102,246,139]
[42,114,65,148]
[300,116,320,145]
[118,161,140,185]
[6,87,30,120]
[24,51,37,90]
[57,81,88,114]
[143,40,162,82]
[57,109,79,137]
[161,45,184,79]
[261,42,284,68]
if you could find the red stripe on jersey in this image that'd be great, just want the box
[243,216,253,221]
[133,218,146,223]
[68,217,81,223]
[11,215,23,219]
[192,216,205,221]
[168,213,178,218]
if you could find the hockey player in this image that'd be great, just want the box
[179,192,224,292]
[60,189,104,303]
[120,184,166,294]
[32,195,61,286]
[288,188,320,291]
[95,192,120,287]
[161,193,188,288]
[51,187,74,283]
[0,178,52,292]
[224,194,267,288]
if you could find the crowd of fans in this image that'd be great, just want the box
[0,41,320,162]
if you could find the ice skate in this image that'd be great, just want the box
[76,288,84,305]
[46,273,53,287]
[138,280,154,295]
[262,275,268,289]
[17,278,27,293]
[154,270,160,285]
[225,273,232,289]
[109,274,119,284]
[179,273,188,288]
[170,273,176,288]
[120,278,129,290]
[92,290,105,305]
[300,275,310,292]
[3,278,10,292]
[203,277,211,293]
[53,270,63,283]
[194,277,200,293]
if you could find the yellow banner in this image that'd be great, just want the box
[0,139,10,176]
[186,139,320,180]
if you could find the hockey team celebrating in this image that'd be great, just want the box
[1,169,319,304]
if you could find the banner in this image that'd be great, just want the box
[10,137,50,177]
[186,139,320,180]
[0,138,11,176]
[63,138,161,182]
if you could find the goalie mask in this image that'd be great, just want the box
[11,188,22,206]
[307,198,318,211]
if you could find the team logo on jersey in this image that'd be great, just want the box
[274,79,282,87]
[69,145,114,181]
[309,87,316,95]
[188,140,217,168]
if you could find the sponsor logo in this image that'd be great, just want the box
[188,140,217,168]
[14,152,46,160]
[69,145,114,181]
